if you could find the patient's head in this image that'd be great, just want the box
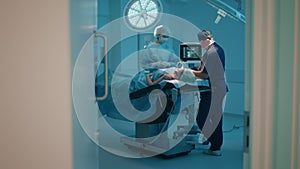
[173,68,196,83]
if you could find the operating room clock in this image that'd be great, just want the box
[124,0,163,30]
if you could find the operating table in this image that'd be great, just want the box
[120,79,211,158]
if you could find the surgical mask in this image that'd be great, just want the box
[160,37,169,44]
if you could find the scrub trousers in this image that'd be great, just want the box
[196,89,226,151]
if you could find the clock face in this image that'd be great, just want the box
[124,0,162,30]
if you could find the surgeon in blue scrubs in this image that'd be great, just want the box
[192,30,228,156]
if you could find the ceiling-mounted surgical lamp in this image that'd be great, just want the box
[214,8,227,24]
[207,0,246,24]
[124,0,163,31]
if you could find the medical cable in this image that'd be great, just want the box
[223,124,244,133]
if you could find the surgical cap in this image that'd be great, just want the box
[154,25,170,37]
[197,30,212,41]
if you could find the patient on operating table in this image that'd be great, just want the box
[129,67,196,93]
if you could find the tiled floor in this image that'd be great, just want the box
[98,113,244,169]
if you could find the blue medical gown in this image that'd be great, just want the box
[139,42,180,70]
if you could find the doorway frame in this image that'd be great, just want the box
[245,0,300,169]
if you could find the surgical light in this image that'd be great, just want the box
[215,8,227,24]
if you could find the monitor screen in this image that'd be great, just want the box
[180,42,202,61]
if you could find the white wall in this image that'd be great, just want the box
[0,1,72,169]
[152,0,246,115]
